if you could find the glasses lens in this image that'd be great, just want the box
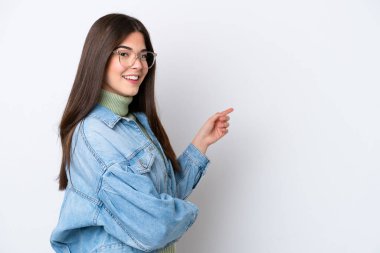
[117,50,131,68]
[117,50,156,69]
[144,52,156,69]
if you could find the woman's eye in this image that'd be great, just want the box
[120,52,130,57]
[141,54,148,60]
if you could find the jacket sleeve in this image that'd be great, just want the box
[98,161,199,252]
[175,143,210,200]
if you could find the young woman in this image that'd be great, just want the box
[50,13,233,253]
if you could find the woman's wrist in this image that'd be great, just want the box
[191,138,208,154]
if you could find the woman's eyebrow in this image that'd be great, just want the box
[115,45,147,52]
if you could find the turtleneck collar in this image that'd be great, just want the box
[98,89,133,117]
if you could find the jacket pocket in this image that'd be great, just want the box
[128,145,155,174]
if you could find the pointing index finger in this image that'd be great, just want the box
[220,107,234,115]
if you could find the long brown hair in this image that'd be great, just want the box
[58,13,180,190]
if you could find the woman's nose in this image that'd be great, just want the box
[130,56,143,69]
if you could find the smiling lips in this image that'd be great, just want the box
[122,75,139,81]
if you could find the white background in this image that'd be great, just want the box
[0,0,379,252]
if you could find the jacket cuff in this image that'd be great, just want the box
[185,143,210,169]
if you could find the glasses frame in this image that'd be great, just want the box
[112,47,157,69]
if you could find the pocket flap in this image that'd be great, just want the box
[129,146,155,174]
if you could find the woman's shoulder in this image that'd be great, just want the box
[76,105,145,158]
[69,105,121,149]
[68,107,157,171]
[85,104,123,129]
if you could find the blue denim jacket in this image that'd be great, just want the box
[50,104,210,253]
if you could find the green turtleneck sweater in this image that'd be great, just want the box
[98,89,176,253]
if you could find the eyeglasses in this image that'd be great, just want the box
[112,47,157,69]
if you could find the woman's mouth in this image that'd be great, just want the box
[122,75,140,84]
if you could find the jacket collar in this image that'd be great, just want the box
[88,104,147,129]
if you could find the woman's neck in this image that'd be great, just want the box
[98,89,133,116]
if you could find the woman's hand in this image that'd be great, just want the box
[191,108,234,154]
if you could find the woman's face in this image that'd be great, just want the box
[103,31,149,97]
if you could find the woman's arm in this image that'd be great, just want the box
[175,108,234,199]
[191,107,234,154]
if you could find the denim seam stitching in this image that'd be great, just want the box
[80,121,107,171]
[89,113,121,129]
[93,201,103,225]
[176,154,191,186]
[126,141,150,160]
[96,162,117,194]
[69,186,102,206]
[101,201,150,252]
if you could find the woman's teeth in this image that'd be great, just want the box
[123,75,139,80]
